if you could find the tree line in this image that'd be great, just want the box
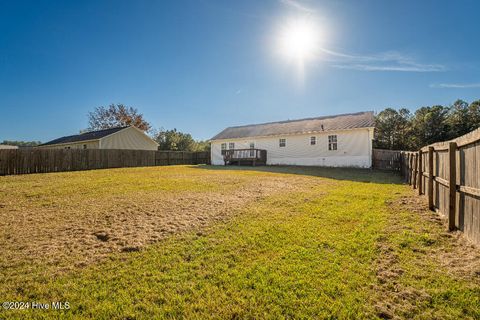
[0,140,42,147]
[374,99,480,151]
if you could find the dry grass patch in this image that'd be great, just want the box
[373,191,480,319]
[0,166,320,280]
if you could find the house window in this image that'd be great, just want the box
[229,142,235,150]
[279,138,286,147]
[328,135,337,150]
[221,143,227,155]
[83,144,87,149]
[310,136,316,145]
[249,142,255,157]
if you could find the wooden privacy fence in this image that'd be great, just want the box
[372,149,402,171]
[0,149,210,176]
[401,127,480,245]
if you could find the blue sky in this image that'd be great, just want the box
[1,0,479,142]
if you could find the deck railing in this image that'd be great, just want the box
[223,148,267,165]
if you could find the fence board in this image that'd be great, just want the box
[372,149,402,171]
[400,127,480,245]
[0,149,210,176]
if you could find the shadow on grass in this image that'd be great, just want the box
[191,165,404,185]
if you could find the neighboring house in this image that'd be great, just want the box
[210,111,375,168]
[0,145,19,149]
[38,126,159,150]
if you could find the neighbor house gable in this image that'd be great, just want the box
[39,127,130,147]
[99,126,159,150]
[38,126,159,150]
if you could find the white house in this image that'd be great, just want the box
[0,145,18,149]
[210,111,375,168]
[38,126,159,150]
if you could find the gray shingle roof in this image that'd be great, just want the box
[211,111,375,140]
[40,126,129,146]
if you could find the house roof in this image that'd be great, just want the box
[40,126,129,146]
[210,111,375,140]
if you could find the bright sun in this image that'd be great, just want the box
[277,18,320,63]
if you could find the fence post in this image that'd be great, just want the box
[418,151,423,195]
[428,147,434,210]
[405,153,409,183]
[409,154,413,185]
[167,151,170,165]
[448,142,457,231]
[412,153,418,189]
[406,153,409,183]
[400,152,404,177]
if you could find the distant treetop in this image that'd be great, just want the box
[1,140,42,147]
[87,104,151,132]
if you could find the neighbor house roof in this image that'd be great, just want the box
[210,111,375,140]
[40,126,129,146]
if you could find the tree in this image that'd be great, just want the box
[467,100,480,131]
[1,140,42,147]
[192,140,211,152]
[152,128,210,152]
[87,104,151,132]
[153,128,196,151]
[447,99,470,138]
[410,105,449,149]
[374,108,412,150]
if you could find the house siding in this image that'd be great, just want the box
[100,127,158,150]
[210,128,374,168]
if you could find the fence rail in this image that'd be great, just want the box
[0,149,210,176]
[401,127,480,245]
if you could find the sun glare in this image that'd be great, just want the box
[274,16,323,84]
[277,18,320,63]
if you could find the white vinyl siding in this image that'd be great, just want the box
[210,128,373,168]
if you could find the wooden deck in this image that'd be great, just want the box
[223,149,267,166]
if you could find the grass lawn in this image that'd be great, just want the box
[0,165,478,319]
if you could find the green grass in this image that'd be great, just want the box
[0,166,478,319]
